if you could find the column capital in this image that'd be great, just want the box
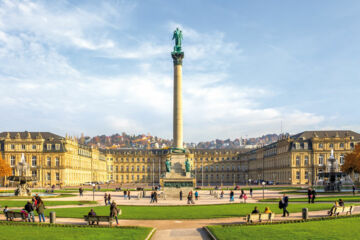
[171,52,184,65]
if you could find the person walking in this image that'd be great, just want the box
[36,199,46,222]
[79,187,83,197]
[107,194,111,205]
[281,194,289,217]
[127,190,131,200]
[104,193,108,206]
[220,190,224,199]
[243,193,248,203]
[307,188,312,204]
[230,190,234,202]
[123,190,127,200]
[154,191,158,203]
[195,191,199,200]
[311,188,316,203]
[110,201,120,225]
[25,201,35,222]
[187,191,193,204]
[31,196,37,208]
[179,190,183,201]
[150,192,154,203]
[250,188,253,198]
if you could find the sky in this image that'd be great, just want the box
[1,0,360,142]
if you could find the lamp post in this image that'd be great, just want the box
[92,184,95,201]
[201,158,204,188]
[262,181,266,199]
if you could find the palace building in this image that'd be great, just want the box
[1,130,359,187]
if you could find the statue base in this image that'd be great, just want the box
[160,153,195,199]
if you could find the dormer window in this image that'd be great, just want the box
[318,143,323,148]
[47,144,52,150]
[55,144,60,150]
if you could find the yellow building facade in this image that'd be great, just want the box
[1,130,359,187]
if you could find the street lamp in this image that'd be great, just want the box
[262,181,266,199]
[92,184,95,201]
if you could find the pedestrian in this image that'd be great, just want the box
[250,188,253,198]
[104,193,108,205]
[154,191,158,203]
[108,194,111,205]
[339,199,345,207]
[88,209,96,225]
[36,199,46,222]
[311,188,316,203]
[230,190,234,202]
[110,201,120,225]
[179,190,183,200]
[123,190,127,200]
[243,193,248,203]
[353,185,356,196]
[307,188,312,203]
[195,191,199,200]
[187,191,193,204]
[150,192,154,203]
[127,190,131,200]
[79,187,83,197]
[31,196,37,208]
[220,190,224,199]
[3,206,11,221]
[25,201,35,222]
[281,194,289,217]
[98,185,101,191]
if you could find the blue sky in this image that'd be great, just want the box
[1,0,360,142]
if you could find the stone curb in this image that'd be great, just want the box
[203,226,217,240]
[145,227,157,240]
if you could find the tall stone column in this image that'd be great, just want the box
[172,52,184,149]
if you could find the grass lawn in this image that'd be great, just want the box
[0,193,76,200]
[0,224,152,240]
[260,195,360,203]
[40,203,334,220]
[0,200,97,208]
[207,216,360,240]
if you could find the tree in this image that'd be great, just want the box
[342,144,360,178]
[0,154,11,178]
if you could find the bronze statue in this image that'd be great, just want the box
[172,28,183,53]
[165,159,171,172]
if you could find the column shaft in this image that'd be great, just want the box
[173,64,183,148]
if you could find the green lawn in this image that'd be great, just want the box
[260,195,360,203]
[39,203,334,220]
[0,224,152,240]
[0,193,76,200]
[0,200,97,208]
[207,216,360,240]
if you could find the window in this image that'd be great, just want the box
[32,170,37,178]
[47,157,51,167]
[47,144,52,150]
[10,156,15,166]
[340,143,344,148]
[350,142,355,149]
[340,155,345,165]
[137,175,140,180]
[131,175,134,180]
[47,172,51,180]
[32,145,36,150]
[55,144,60,150]
[55,157,59,167]
[296,156,300,166]
[126,166,129,172]
[116,166,118,172]
[121,166,124,172]
[131,166,134,172]
[305,171,309,180]
[296,171,300,180]
[319,155,324,165]
[205,166,208,172]
[110,165,113,171]
[142,166,145,172]
[329,143,334,148]
[318,143,323,148]
[56,172,60,181]
[304,156,309,165]
[137,166,140,171]
[32,156,37,167]
[21,144,26,150]
[116,175,119,181]
[11,144,15,150]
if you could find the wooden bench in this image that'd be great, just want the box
[246,213,275,223]
[343,206,353,215]
[5,211,27,221]
[84,216,114,226]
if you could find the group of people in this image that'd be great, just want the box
[150,191,158,203]
[123,190,131,200]
[104,193,112,205]
[87,200,120,225]
[251,206,272,214]
[307,188,317,203]
[227,190,249,203]
[4,194,46,222]
[328,199,346,216]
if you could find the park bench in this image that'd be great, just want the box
[329,206,354,216]
[246,213,275,223]
[84,216,114,226]
[5,211,27,221]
